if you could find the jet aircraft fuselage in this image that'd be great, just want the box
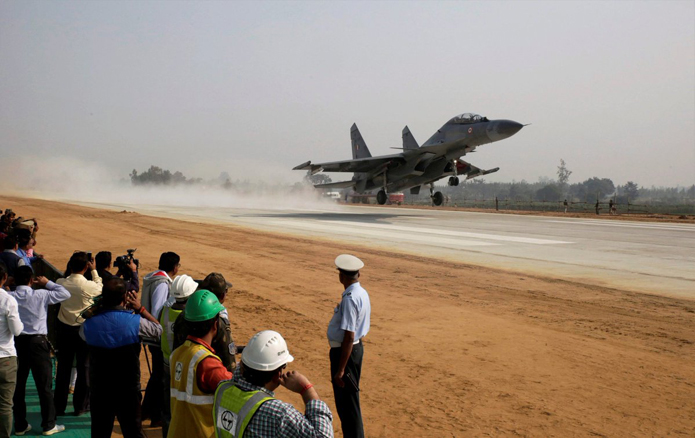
[293,113,524,205]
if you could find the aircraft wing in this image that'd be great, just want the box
[293,153,405,174]
[313,180,356,189]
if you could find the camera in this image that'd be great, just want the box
[114,248,139,272]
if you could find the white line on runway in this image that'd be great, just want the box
[323,220,573,244]
[268,220,571,245]
[266,220,499,247]
[544,220,695,232]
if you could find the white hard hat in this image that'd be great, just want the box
[335,254,364,272]
[171,275,198,300]
[242,330,294,371]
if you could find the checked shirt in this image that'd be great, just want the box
[230,373,334,438]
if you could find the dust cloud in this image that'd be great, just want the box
[0,156,343,212]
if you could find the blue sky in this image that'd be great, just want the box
[1,1,693,187]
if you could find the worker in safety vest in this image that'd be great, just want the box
[213,330,333,438]
[168,289,232,438]
[159,274,198,438]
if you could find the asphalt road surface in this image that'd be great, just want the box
[87,202,694,299]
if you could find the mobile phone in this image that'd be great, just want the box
[87,252,92,260]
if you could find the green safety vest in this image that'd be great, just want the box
[159,306,183,366]
[213,380,274,438]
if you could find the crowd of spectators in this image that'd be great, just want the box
[0,206,335,438]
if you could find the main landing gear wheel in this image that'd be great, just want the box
[376,189,388,205]
[448,176,460,186]
[432,191,444,206]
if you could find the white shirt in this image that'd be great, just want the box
[0,287,24,357]
[57,271,103,326]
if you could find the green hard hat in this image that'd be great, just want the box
[184,289,225,322]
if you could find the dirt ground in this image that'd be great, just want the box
[3,195,694,437]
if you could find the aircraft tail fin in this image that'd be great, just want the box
[402,126,419,150]
[351,123,372,160]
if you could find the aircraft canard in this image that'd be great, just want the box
[294,113,524,206]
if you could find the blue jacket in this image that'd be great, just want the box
[83,309,140,349]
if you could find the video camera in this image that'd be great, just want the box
[114,248,139,272]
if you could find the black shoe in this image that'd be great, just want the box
[73,410,90,417]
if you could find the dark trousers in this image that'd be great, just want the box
[13,335,56,431]
[91,380,144,438]
[161,364,171,438]
[0,356,17,438]
[141,344,163,422]
[330,341,364,438]
[54,321,90,414]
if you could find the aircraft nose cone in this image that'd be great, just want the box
[487,120,524,141]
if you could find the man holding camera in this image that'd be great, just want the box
[81,277,162,438]
[55,252,102,417]
[95,251,139,293]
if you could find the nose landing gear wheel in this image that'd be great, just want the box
[376,189,388,205]
[432,191,444,206]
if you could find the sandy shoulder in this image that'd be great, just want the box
[3,195,694,437]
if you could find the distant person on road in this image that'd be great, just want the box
[595,201,600,215]
[10,266,70,436]
[213,330,334,438]
[327,254,371,438]
[55,251,102,417]
[0,261,23,438]
[141,251,180,427]
[563,199,568,213]
[609,199,614,215]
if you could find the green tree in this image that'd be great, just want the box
[624,181,639,200]
[536,184,563,201]
[557,159,572,186]
[304,170,332,185]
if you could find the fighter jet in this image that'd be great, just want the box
[293,113,524,205]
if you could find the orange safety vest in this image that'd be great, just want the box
[168,339,220,438]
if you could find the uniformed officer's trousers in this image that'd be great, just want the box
[330,341,364,438]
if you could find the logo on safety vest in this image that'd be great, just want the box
[219,409,237,432]
[174,362,183,382]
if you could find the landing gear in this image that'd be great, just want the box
[377,189,388,205]
[429,185,444,206]
[432,191,444,206]
[448,176,460,186]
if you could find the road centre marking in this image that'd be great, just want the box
[324,220,573,244]
[544,220,695,232]
[266,220,498,247]
[268,219,571,245]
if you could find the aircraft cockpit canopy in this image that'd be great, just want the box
[450,113,489,124]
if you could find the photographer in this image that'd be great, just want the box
[81,277,161,438]
[95,251,139,293]
[54,251,102,417]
